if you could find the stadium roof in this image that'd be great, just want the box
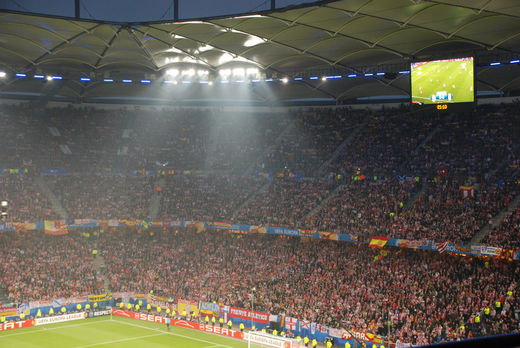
[1,0,520,105]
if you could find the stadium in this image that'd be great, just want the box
[0,0,519,347]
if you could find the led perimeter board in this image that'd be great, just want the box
[411,57,474,110]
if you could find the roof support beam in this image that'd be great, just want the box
[94,26,121,69]
[75,0,80,19]
[127,28,159,70]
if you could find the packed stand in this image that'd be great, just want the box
[232,178,335,227]
[325,111,443,177]
[482,207,520,251]
[159,175,266,221]
[45,174,154,219]
[412,105,520,181]
[257,108,367,176]
[0,231,99,303]
[99,228,520,346]
[0,105,59,169]
[0,175,58,222]
[384,179,517,244]
[308,179,416,239]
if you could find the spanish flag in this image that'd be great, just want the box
[44,220,68,236]
[369,236,388,249]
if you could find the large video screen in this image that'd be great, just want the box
[411,57,474,105]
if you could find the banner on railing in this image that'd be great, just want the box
[176,299,198,315]
[35,312,87,326]
[0,320,34,331]
[44,220,68,236]
[340,329,384,345]
[0,218,517,261]
[471,245,502,257]
[0,306,18,317]
[199,301,220,316]
[149,295,173,309]
[88,293,112,302]
[112,309,243,339]
[228,307,269,324]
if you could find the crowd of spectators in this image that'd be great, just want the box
[0,102,518,246]
[256,108,368,176]
[98,228,520,345]
[0,101,519,346]
[232,178,335,227]
[159,175,265,221]
[482,207,520,250]
[308,179,416,239]
[45,174,154,219]
[0,227,517,345]
[385,180,517,244]
[0,231,100,303]
[0,175,58,222]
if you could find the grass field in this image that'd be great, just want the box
[411,58,474,104]
[0,316,257,348]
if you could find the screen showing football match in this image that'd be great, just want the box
[411,57,474,105]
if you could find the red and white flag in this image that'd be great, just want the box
[435,241,449,254]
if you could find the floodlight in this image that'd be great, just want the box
[232,68,245,77]
[184,69,195,77]
[0,72,6,78]
[1,201,7,207]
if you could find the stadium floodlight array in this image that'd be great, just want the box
[2,58,517,87]
[245,331,299,348]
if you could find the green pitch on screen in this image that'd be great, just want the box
[411,58,474,105]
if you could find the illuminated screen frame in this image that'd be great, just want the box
[410,57,475,109]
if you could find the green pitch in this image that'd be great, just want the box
[0,316,259,348]
[411,59,474,104]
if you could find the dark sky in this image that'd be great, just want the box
[0,0,317,21]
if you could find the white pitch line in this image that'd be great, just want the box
[111,319,232,348]
[74,332,166,348]
[0,319,111,339]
